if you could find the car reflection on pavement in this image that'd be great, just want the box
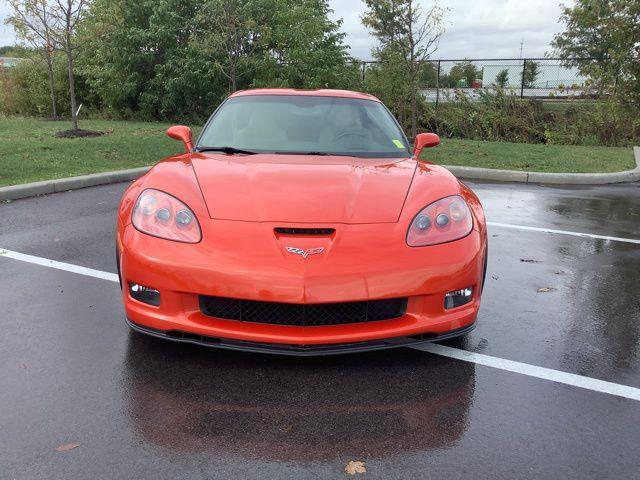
[121,332,475,461]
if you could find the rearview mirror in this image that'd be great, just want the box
[414,132,440,159]
[166,125,193,153]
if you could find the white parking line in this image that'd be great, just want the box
[3,247,640,401]
[488,221,640,245]
[0,248,119,283]
[412,343,640,401]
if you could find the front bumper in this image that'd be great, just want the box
[118,220,485,350]
[126,317,476,355]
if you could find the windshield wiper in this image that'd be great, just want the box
[194,146,257,155]
[275,151,330,156]
[275,151,362,157]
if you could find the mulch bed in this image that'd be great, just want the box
[54,129,105,138]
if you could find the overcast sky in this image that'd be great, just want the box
[0,0,571,59]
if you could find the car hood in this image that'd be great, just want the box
[190,153,417,223]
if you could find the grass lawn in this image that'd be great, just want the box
[0,116,637,187]
[0,117,201,187]
[422,138,636,173]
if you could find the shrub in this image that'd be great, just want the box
[426,90,546,143]
[549,100,640,147]
[0,56,69,117]
[424,89,640,147]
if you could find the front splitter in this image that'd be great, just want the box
[125,317,475,356]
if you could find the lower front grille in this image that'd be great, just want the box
[199,296,408,326]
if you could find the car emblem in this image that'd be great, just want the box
[285,246,325,259]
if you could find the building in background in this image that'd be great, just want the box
[0,57,24,69]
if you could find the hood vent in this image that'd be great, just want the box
[274,227,335,236]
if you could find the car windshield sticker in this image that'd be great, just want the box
[392,139,405,149]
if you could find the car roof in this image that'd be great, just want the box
[229,88,381,102]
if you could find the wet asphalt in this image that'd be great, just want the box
[1,180,639,479]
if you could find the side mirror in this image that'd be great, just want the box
[413,132,440,159]
[166,125,193,153]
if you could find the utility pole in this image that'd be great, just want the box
[519,40,524,59]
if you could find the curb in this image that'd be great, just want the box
[443,146,640,185]
[0,167,151,202]
[1,146,639,202]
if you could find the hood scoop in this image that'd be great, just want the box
[274,227,335,236]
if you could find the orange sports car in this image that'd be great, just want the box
[116,89,487,355]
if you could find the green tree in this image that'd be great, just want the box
[523,60,539,88]
[494,68,509,88]
[79,0,218,120]
[79,0,355,120]
[362,0,446,138]
[552,0,640,106]
[419,60,438,87]
[193,0,259,93]
[448,59,479,88]
[252,0,357,89]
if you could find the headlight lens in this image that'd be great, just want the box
[132,189,202,243]
[407,195,473,246]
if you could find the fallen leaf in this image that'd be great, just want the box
[520,258,542,263]
[345,460,366,475]
[55,443,80,452]
[537,287,555,293]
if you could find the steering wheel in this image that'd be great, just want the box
[333,131,370,144]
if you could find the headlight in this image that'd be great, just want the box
[407,195,473,246]
[132,189,202,243]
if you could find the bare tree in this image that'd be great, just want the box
[6,0,60,118]
[51,0,89,130]
[402,1,444,138]
[363,0,446,138]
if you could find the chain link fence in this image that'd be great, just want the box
[356,58,604,105]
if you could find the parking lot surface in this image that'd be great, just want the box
[1,180,639,479]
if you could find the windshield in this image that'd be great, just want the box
[197,95,411,158]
